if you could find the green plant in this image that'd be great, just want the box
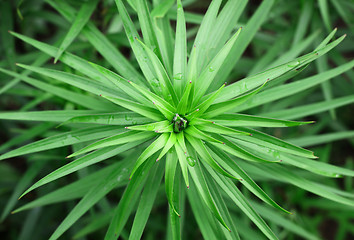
[0,0,353,239]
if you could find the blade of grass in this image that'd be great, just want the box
[0,110,104,122]
[264,95,354,120]
[47,157,136,240]
[215,33,346,103]
[207,144,290,214]
[0,125,122,161]
[20,140,148,199]
[54,0,99,63]
[101,95,164,121]
[128,161,164,240]
[232,59,354,112]
[0,67,117,111]
[47,0,145,83]
[187,154,230,231]
[67,131,156,158]
[173,0,187,98]
[60,113,152,126]
[207,113,313,127]
[129,133,169,179]
[104,155,158,239]
[202,163,278,240]
[216,0,275,85]
[165,150,180,217]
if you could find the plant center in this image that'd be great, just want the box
[172,114,188,133]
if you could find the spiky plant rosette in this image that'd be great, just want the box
[1,0,354,239]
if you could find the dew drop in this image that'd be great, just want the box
[208,66,215,72]
[186,156,196,167]
[287,60,300,68]
[125,114,133,121]
[173,73,183,81]
[150,78,160,88]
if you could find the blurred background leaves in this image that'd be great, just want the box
[0,0,353,239]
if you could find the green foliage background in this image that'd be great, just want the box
[0,0,353,239]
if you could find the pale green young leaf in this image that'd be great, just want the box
[189,0,222,75]
[203,81,266,119]
[60,113,152,126]
[127,120,172,132]
[314,28,337,51]
[185,134,236,180]
[185,126,223,144]
[176,80,193,115]
[88,62,150,105]
[173,0,187,98]
[152,15,175,78]
[54,0,99,63]
[130,133,169,179]
[114,0,159,89]
[193,28,242,104]
[174,142,189,188]
[133,0,161,57]
[101,95,164,121]
[151,0,174,18]
[157,132,177,161]
[165,150,180,216]
[190,120,251,136]
[213,134,279,163]
[188,83,225,120]
[135,38,178,105]
[129,81,175,120]
[67,131,156,158]
[187,155,230,232]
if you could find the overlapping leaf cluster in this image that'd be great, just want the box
[1,0,354,239]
